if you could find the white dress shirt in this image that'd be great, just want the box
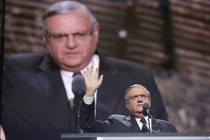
[136,116,152,132]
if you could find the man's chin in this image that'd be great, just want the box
[136,110,143,114]
[134,112,144,118]
[61,62,82,71]
[136,107,143,114]
[63,59,81,67]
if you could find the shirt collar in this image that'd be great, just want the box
[60,54,100,75]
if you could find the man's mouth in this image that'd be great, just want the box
[137,103,143,107]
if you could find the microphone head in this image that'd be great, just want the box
[142,103,150,116]
[142,103,150,110]
[72,73,86,96]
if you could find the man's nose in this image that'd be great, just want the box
[66,35,77,48]
[137,95,143,101]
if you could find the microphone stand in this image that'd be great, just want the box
[142,103,152,133]
[72,72,86,133]
[147,113,152,133]
[73,92,84,133]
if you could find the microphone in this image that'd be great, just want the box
[72,72,86,133]
[72,73,86,96]
[142,103,150,116]
[142,102,152,133]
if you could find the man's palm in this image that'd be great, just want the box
[83,67,103,96]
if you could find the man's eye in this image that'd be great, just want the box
[141,95,147,98]
[52,34,67,38]
[74,32,86,37]
[132,95,138,99]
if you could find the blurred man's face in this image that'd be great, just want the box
[125,86,151,118]
[43,9,99,72]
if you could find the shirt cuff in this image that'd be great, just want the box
[83,95,94,105]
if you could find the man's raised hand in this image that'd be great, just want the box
[83,66,103,97]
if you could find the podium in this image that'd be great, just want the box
[61,133,210,140]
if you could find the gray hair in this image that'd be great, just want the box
[41,1,97,28]
[125,84,150,100]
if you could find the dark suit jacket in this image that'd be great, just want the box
[1,52,167,140]
[79,101,177,133]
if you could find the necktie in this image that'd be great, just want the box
[72,72,85,133]
[140,118,149,133]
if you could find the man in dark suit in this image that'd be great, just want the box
[80,67,177,133]
[1,1,167,140]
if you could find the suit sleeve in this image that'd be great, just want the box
[169,123,177,132]
[161,120,178,133]
[79,101,112,132]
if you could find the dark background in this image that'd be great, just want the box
[2,0,210,132]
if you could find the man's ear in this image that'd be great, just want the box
[94,23,100,31]
[42,32,48,44]
[125,100,130,110]
[93,23,100,36]
[148,98,152,107]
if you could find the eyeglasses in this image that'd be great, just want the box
[126,94,149,100]
[45,27,94,43]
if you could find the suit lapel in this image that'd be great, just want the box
[151,117,163,133]
[129,116,141,132]
[35,55,74,132]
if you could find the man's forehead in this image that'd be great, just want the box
[44,10,91,30]
[49,9,88,19]
[127,86,147,95]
